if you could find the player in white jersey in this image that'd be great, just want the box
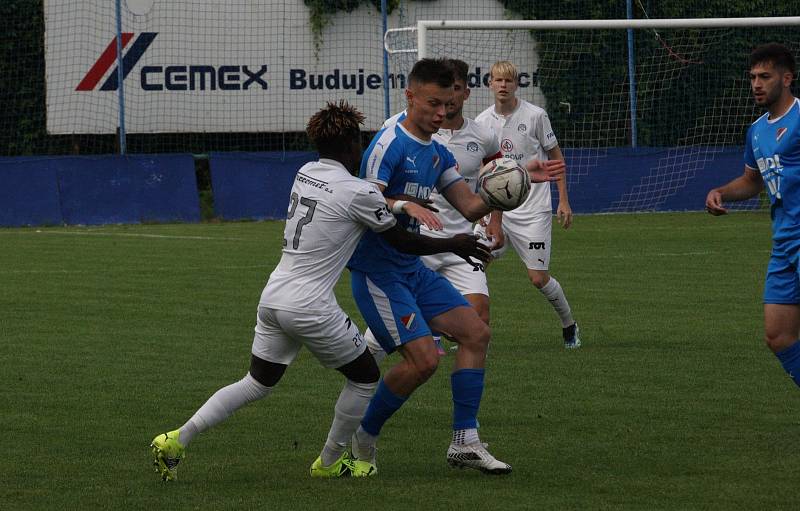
[149,101,492,482]
[475,60,581,349]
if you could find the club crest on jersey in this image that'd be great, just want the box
[777,127,788,142]
[517,123,527,133]
[467,142,479,152]
[501,139,514,152]
[400,313,416,330]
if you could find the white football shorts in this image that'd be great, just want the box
[251,306,366,369]
[420,251,489,297]
[475,210,552,271]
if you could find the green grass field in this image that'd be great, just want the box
[2,212,797,510]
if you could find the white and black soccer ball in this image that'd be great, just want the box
[477,158,531,211]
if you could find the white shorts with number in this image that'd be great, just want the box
[420,251,489,297]
[251,306,366,369]
[475,211,552,271]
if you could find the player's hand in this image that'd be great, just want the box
[557,201,573,229]
[485,221,505,250]
[388,194,439,212]
[404,201,444,230]
[449,234,492,269]
[705,189,727,216]
[527,159,565,183]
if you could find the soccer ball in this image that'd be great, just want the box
[477,158,531,211]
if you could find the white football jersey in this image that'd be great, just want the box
[259,159,396,313]
[383,112,500,237]
[475,99,559,215]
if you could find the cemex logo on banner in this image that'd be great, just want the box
[76,33,268,92]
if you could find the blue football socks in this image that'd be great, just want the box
[360,379,407,436]
[451,368,485,430]
[776,340,800,388]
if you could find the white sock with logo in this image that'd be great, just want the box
[539,276,574,328]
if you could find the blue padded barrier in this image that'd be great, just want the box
[57,154,199,225]
[0,154,199,226]
[0,157,63,227]
[209,152,316,220]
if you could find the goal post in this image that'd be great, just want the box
[385,16,800,212]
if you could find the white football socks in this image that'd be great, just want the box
[178,372,271,446]
[539,276,574,328]
[320,378,378,466]
[452,428,479,446]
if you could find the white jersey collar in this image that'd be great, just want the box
[767,97,800,124]
[318,158,349,171]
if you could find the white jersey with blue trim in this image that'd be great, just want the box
[260,159,396,313]
[744,97,800,247]
[476,99,559,215]
[349,122,462,273]
[383,112,500,237]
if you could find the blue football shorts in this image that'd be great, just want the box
[764,248,800,304]
[350,264,469,353]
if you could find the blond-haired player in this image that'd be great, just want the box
[475,60,581,348]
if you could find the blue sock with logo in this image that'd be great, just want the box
[776,340,800,388]
[451,368,485,430]
[360,379,407,436]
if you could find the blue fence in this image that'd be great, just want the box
[0,148,751,227]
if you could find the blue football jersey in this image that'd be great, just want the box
[348,122,462,272]
[744,98,800,246]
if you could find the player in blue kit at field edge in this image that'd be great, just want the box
[706,43,800,390]
[345,58,564,475]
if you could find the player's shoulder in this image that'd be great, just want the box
[367,124,404,157]
[518,99,548,118]
[475,106,495,123]
[465,117,496,139]
[382,110,407,129]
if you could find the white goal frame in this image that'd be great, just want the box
[405,17,800,59]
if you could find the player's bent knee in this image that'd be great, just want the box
[410,356,439,384]
[528,272,549,288]
[764,333,795,353]
[249,354,288,387]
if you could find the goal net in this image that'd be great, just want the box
[386,18,800,212]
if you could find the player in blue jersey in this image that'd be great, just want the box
[344,58,564,475]
[706,43,800,390]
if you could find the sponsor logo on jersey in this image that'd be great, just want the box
[501,139,514,152]
[546,132,556,140]
[756,154,783,199]
[406,155,417,167]
[777,127,788,141]
[401,313,416,330]
[402,182,432,200]
[467,142,479,152]
[517,123,527,133]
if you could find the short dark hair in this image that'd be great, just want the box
[750,43,796,76]
[408,58,454,88]
[306,100,364,155]
[448,59,469,84]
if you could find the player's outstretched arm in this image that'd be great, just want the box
[526,159,565,183]
[705,167,763,216]
[440,179,493,222]
[380,225,491,267]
